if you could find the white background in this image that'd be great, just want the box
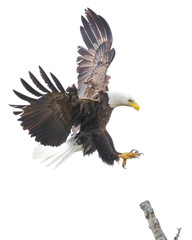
[1,0,192,239]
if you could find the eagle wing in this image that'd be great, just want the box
[10,67,80,147]
[77,8,115,99]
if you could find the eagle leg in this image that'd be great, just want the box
[119,150,142,168]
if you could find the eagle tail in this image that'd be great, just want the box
[33,137,82,168]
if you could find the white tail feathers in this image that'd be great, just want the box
[33,137,83,168]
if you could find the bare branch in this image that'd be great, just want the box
[140,200,168,240]
[174,228,182,240]
[140,201,182,240]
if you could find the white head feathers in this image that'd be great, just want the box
[107,91,135,108]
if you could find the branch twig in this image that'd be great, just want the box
[174,228,182,240]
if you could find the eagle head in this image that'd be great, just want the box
[107,91,140,110]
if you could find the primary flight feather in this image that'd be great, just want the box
[10,8,141,168]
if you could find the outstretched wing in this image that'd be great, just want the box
[10,67,80,146]
[77,8,115,99]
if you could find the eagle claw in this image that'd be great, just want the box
[131,149,143,155]
[119,150,143,168]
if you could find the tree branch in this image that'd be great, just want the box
[140,201,182,240]
[140,200,168,240]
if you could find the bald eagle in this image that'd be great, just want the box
[10,8,141,168]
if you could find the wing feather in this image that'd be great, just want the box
[50,72,65,93]
[80,26,95,50]
[13,90,36,102]
[81,16,98,48]
[20,78,43,97]
[77,8,115,98]
[39,66,58,92]
[29,71,50,93]
[98,15,113,42]
[10,68,80,146]
[77,46,94,56]
[86,9,107,41]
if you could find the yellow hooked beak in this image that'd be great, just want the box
[129,101,140,111]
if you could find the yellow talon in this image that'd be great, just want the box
[119,150,142,168]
